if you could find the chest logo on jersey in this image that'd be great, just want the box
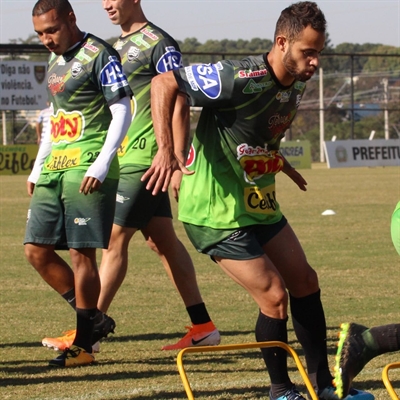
[276,91,292,103]
[140,27,159,41]
[156,46,183,73]
[245,184,277,215]
[238,69,268,78]
[242,79,272,94]
[84,42,99,53]
[129,34,151,49]
[48,73,66,96]
[127,46,141,62]
[185,62,223,99]
[71,62,83,79]
[50,109,84,144]
[100,56,129,91]
[268,113,292,137]
[237,144,284,183]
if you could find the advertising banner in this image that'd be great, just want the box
[280,140,311,169]
[0,144,37,175]
[0,61,48,111]
[324,139,400,168]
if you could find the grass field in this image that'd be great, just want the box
[0,165,399,400]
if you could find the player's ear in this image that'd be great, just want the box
[276,35,287,53]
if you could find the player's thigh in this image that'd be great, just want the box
[114,170,171,229]
[62,170,118,249]
[262,222,319,295]
[24,173,66,246]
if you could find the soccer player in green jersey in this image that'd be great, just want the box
[24,0,132,367]
[42,0,220,352]
[333,201,400,399]
[144,2,374,399]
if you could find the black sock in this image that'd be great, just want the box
[186,302,211,325]
[73,307,97,353]
[255,311,292,398]
[61,288,76,310]
[368,324,400,354]
[289,290,332,392]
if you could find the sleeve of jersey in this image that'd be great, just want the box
[173,61,235,108]
[151,38,183,74]
[94,48,133,106]
[84,96,131,182]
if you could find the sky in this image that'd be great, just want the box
[0,0,399,48]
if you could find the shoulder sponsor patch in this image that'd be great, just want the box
[100,56,129,90]
[185,62,223,99]
[156,46,183,73]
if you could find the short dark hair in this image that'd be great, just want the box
[274,1,327,43]
[32,0,73,17]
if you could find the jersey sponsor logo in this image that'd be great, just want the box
[50,109,84,144]
[140,27,159,41]
[46,147,81,171]
[156,46,183,73]
[117,135,129,157]
[244,184,277,214]
[48,73,66,95]
[185,62,223,99]
[294,81,306,90]
[237,144,284,183]
[57,56,66,66]
[71,62,83,79]
[130,34,151,49]
[127,46,141,63]
[238,69,268,78]
[296,94,302,108]
[242,79,272,94]
[114,39,127,51]
[100,56,129,91]
[76,48,93,63]
[268,113,292,137]
[186,144,196,167]
[276,91,292,103]
[84,42,99,53]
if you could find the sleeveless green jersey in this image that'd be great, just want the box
[174,55,307,229]
[113,23,183,167]
[43,34,132,179]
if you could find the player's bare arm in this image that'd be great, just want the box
[142,72,193,195]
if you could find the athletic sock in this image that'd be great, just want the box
[61,288,76,310]
[186,302,212,325]
[289,290,332,392]
[367,324,400,355]
[73,307,97,353]
[255,311,292,398]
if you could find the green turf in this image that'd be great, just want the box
[0,165,399,399]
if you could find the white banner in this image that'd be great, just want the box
[324,139,400,168]
[0,61,48,111]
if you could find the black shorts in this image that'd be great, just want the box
[184,216,287,260]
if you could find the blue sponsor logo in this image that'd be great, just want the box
[186,62,223,99]
[156,46,183,73]
[100,58,127,86]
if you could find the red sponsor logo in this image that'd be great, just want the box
[140,28,159,41]
[268,113,292,137]
[50,109,84,143]
[48,73,66,96]
[84,42,99,53]
[238,69,268,78]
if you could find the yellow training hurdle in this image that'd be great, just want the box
[382,362,400,400]
[176,341,318,400]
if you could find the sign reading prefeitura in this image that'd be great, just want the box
[0,60,48,110]
[324,139,400,168]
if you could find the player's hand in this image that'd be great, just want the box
[284,168,307,191]
[27,181,35,196]
[141,149,193,196]
[79,176,102,195]
[170,169,183,202]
